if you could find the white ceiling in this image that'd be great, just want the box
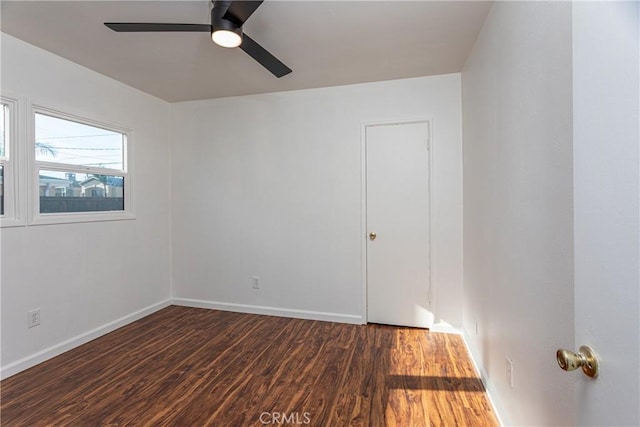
[0,1,491,102]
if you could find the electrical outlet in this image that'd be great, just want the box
[27,308,41,328]
[506,356,514,388]
[251,276,260,289]
[475,320,479,335]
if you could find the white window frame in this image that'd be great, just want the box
[29,105,134,225]
[0,96,24,228]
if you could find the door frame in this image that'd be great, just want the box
[360,118,434,324]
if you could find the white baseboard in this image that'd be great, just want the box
[172,297,364,325]
[461,330,507,427]
[0,299,172,380]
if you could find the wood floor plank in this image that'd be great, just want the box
[0,306,499,426]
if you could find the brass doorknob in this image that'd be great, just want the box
[369,232,377,240]
[556,345,598,378]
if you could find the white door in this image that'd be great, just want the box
[365,121,432,328]
[572,3,639,425]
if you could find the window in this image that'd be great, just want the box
[33,108,132,223]
[0,103,7,216]
[0,97,20,226]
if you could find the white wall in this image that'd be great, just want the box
[0,34,172,377]
[171,74,463,326]
[573,3,639,425]
[461,3,575,425]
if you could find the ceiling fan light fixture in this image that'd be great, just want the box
[212,27,242,48]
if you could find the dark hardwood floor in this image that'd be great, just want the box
[0,306,499,426]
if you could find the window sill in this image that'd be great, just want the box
[29,211,136,226]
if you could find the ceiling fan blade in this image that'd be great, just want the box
[223,1,264,26]
[240,33,291,78]
[104,23,211,32]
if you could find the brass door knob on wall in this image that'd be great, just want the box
[556,345,599,378]
[369,232,377,240]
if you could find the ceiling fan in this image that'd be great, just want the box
[104,0,292,78]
